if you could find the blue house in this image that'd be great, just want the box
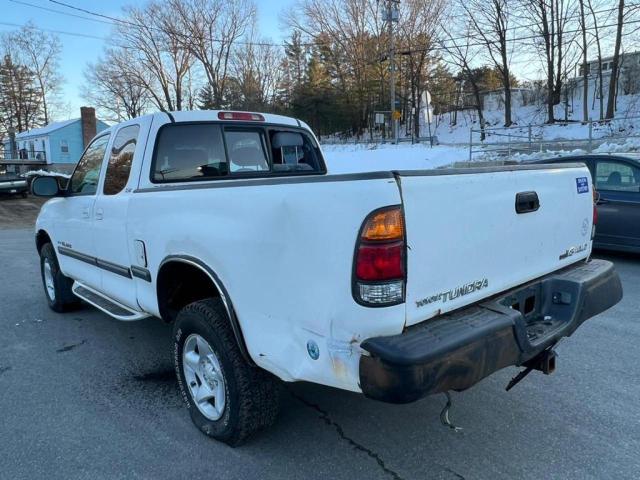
[2,107,109,173]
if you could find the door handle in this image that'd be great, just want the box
[81,206,90,219]
[95,208,104,220]
[515,191,540,214]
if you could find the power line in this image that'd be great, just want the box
[0,20,107,40]
[4,0,638,58]
[402,17,640,55]
[434,3,639,49]
[8,0,114,26]
[47,0,310,48]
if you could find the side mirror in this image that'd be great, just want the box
[31,176,63,197]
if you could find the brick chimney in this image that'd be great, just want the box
[80,107,97,148]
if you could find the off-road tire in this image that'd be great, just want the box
[39,242,79,312]
[173,298,281,446]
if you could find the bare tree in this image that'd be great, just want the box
[168,0,256,109]
[579,0,589,122]
[229,30,284,110]
[113,1,195,112]
[7,22,62,125]
[284,0,387,136]
[398,0,447,139]
[462,0,514,126]
[83,49,150,122]
[441,24,487,140]
[587,0,605,119]
[521,0,578,123]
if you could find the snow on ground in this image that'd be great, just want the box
[322,143,469,173]
[428,93,640,145]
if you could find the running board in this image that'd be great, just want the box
[72,283,149,321]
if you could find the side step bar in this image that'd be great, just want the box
[72,283,150,321]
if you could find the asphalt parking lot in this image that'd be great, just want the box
[0,193,47,228]
[1,197,639,479]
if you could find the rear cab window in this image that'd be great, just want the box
[151,122,325,183]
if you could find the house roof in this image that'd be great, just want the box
[14,119,79,139]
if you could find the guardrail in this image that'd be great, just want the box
[320,135,438,146]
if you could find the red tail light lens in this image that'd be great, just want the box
[353,206,406,306]
[356,242,404,280]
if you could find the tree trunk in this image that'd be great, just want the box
[501,46,512,126]
[606,0,624,120]
[471,81,486,141]
[547,60,555,123]
[579,0,589,122]
[504,80,512,127]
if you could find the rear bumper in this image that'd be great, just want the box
[359,259,623,403]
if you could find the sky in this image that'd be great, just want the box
[2,0,295,121]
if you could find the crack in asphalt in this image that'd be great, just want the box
[442,467,466,480]
[291,392,404,480]
[292,391,467,480]
[56,339,87,353]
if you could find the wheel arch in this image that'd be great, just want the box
[156,255,252,364]
[35,229,52,254]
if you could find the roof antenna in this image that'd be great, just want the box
[440,391,463,432]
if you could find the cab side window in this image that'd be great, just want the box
[269,130,322,173]
[68,135,110,195]
[104,125,140,195]
[596,161,640,192]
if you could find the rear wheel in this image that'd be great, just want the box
[39,243,79,312]
[173,298,281,446]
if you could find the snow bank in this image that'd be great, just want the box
[321,143,469,173]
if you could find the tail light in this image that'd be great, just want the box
[353,206,406,306]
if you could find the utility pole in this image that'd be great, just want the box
[384,0,400,144]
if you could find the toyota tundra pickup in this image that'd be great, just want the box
[32,110,623,445]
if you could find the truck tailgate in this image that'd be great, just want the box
[399,164,594,327]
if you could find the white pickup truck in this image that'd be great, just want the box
[32,110,622,445]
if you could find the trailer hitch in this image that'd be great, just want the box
[505,349,557,392]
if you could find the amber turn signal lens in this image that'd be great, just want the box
[361,207,404,241]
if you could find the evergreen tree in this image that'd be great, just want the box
[0,54,43,135]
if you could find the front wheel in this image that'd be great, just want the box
[173,298,281,446]
[39,243,79,312]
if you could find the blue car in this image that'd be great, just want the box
[534,154,640,254]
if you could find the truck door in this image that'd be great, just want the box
[593,158,640,250]
[55,133,111,290]
[92,120,149,310]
